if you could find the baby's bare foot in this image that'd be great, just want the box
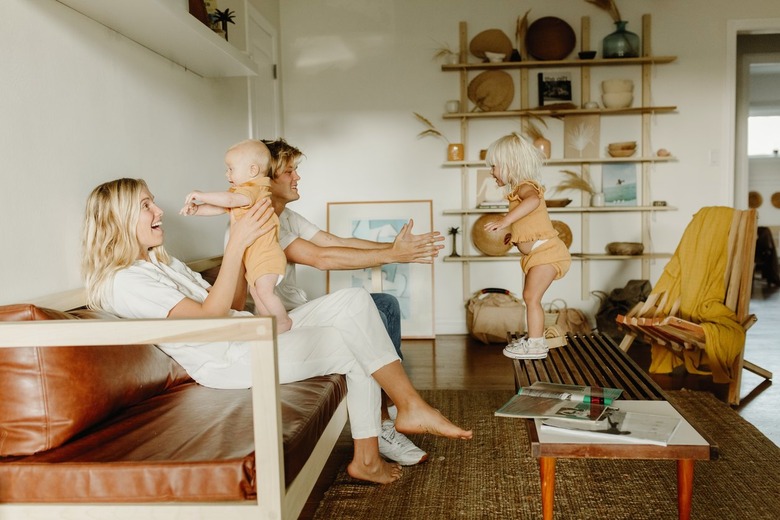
[347,458,402,484]
[395,402,473,440]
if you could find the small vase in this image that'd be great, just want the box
[602,21,640,59]
[591,192,605,207]
[533,137,551,159]
[447,143,465,161]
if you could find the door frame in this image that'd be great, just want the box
[244,2,281,139]
[727,18,780,209]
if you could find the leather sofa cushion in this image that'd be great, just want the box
[0,375,347,501]
[0,304,191,457]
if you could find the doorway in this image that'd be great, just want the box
[728,18,780,210]
[245,4,281,140]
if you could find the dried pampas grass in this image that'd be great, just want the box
[553,170,596,195]
[585,0,622,22]
[414,112,451,143]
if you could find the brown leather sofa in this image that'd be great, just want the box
[0,300,347,519]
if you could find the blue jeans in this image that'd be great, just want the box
[371,293,402,360]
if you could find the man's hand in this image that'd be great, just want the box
[391,219,445,264]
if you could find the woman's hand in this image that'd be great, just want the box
[227,198,275,251]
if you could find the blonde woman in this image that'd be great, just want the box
[483,134,571,360]
[82,178,472,484]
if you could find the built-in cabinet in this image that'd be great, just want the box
[442,15,677,299]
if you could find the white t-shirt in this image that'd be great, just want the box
[102,253,255,389]
[275,208,321,310]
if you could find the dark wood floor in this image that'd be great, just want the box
[299,281,778,518]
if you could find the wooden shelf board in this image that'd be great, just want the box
[443,252,672,263]
[443,156,676,167]
[444,206,677,215]
[441,56,677,71]
[56,0,259,77]
[443,106,676,119]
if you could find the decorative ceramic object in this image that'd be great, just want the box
[591,192,605,207]
[606,242,644,255]
[602,92,633,109]
[484,51,506,63]
[602,21,639,58]
[447,143,465,161]
[471,214,512,256]
[445,100,460,113]
[533,136,551,159]
[601,79,634,93]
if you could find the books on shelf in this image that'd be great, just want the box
[539,407,682,446]
[494,382,623,421]
[477,201,509,209]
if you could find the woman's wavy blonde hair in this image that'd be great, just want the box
[485,132,544,189]
[82,178,170,309]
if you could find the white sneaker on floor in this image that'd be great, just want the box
[503,337,549,359]
[379,420,428,466]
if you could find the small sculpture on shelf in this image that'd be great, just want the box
[211,8,236,41]
[448,227,461,257]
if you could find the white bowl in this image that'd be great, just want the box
[601,79,634,93]
[484,51,506,63]
[602,92,633,109]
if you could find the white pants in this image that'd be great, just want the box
[277,288,399,439]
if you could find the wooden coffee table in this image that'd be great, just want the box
[511,333,716,520]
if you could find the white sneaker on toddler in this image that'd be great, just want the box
[503,337,549,359]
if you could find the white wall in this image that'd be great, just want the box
[5,0,780,334]
[275,0,780,333]
[0,0,270,304]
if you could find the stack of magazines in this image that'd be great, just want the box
[495,382,682,446]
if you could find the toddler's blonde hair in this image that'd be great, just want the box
[485,133,544,189]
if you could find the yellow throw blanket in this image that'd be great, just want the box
[648,206,744,383]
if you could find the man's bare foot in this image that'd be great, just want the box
[394,401,473,440]
[347,458,402,484]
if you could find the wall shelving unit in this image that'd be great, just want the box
[442,15,677,300]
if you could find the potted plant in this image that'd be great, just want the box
[433,42,459,65]
[413,112,464,161]
[524,118,551,159]
[211,8,236,41]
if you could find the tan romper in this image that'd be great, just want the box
[230,178,287,286]
[507,181,571,279]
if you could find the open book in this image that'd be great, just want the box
[494,382,623,421]
[540,407,682,446]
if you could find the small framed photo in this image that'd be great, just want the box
[538,71,573,106]
[602,163,638,206]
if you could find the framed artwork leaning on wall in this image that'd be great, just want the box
[326,200,435,338]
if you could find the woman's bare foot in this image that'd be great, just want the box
[394,401,473,440]
[347,458,402,484]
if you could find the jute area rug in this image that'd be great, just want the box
[313,389,780,520]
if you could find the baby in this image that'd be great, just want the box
[181,139,292,332]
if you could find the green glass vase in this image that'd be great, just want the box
[602,21,640,58]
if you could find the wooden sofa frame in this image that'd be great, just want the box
[0,277,347,519]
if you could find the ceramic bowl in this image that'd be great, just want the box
[608,141,637,150]
[578,50,597,60]
[606,242,644,255]
[601,79,634,93]
[602,92,633,109]
[484,51,506,63]
[607,148,636,158]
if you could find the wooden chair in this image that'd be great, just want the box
[616,207,772,405]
